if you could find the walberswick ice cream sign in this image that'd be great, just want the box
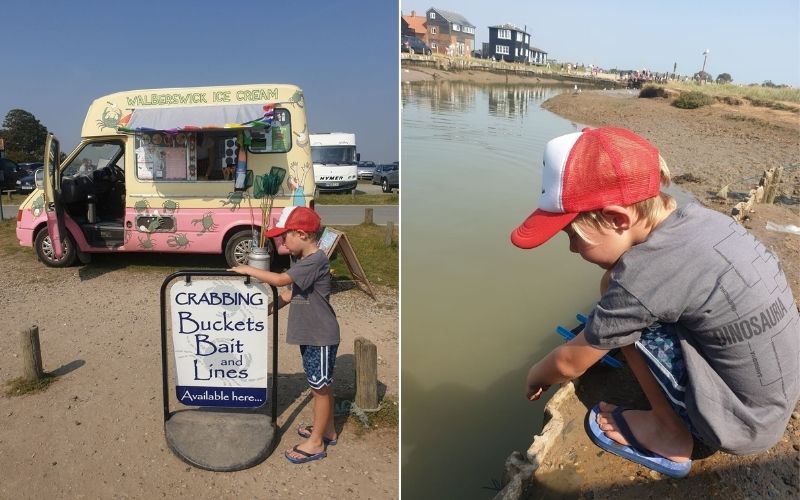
[169,279,269,407]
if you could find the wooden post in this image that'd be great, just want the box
[765,166,783,204]
[364,208,374,225]
[354,336,378,410]
[385,221,394,246]
[20,326,44,381]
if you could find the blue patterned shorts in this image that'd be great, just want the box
[635,323,693,430]
[300,344,338,390]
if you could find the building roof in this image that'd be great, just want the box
[530,46,547,53]
[429,7,475,28]
[402,11,427,36]
[488,23,528,34]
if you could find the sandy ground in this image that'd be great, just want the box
[403,64,800,497]
[0,250,398,498]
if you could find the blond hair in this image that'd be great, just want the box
[569,156,676,243]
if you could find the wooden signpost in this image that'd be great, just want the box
[318,227,375,299]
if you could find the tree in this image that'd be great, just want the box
[716,73,733,84]
[0,109,48,162]
[692,71,713,83]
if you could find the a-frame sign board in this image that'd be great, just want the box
[318,227,376,299]
[159,270,279,471]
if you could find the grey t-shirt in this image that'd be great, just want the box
[584,203,799,454]
[286,249,340,346]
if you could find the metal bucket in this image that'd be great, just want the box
[248,246,271,272]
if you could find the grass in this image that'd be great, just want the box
[4,373,57,396]
[337,396,399,434]
[317,193,399,205]
[0,219,27,256]
[665,81,800,109]
[329,223,398,288]
[315,179,400,205]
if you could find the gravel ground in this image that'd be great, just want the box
[0,249,398,498]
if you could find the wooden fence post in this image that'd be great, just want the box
[354,336,378,410]
[364,208,374,225]
[385,221,394,246]
[20,326,44,381]
[764,166,783,204]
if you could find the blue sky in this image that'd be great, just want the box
[0,0,398,163]
[404,0,800,86]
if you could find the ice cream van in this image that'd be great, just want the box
[15,83,314,268]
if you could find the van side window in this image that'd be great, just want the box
[247,108,292,153]
[65,142,124,177]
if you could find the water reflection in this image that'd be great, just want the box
[487,86,551,118]
[402,81,603,499]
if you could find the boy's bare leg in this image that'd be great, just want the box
[286,386,335,458]
[595,345,693,463]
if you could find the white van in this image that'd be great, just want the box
[15,83,314,268]
[310,132,358,193]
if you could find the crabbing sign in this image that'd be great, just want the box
[169,279,269,408]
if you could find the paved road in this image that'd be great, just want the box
[1,203,397,224]
[316,205,397,225]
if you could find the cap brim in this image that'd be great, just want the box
[264,226,289,238]
[510,209,578,249]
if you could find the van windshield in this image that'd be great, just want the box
[312,146,356,165]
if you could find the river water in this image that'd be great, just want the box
[401,82,607,498]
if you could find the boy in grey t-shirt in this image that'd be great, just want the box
[511,127,799,478]
[230,206,340,464]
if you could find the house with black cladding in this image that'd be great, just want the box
[488,24,532,63]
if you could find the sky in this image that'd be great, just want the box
[0,0,398,163]
[403,0,800,86]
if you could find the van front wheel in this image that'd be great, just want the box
[381,178,392,193]
[35,228,77,267]
[225,230,274,268]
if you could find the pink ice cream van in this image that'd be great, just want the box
[16,84,315,268]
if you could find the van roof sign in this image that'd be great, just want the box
[119,103,274,133]
[82,83,303,137]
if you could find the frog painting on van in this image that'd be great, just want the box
[15,84,315,269]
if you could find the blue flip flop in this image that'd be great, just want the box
[297,424,338,445]
[585,404,692,479]
[285,445,327,464]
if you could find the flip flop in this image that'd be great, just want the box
[297,424,338,445]
[585,404,692,479]
[284,445,327,464]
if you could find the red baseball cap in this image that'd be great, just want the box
[264,206,321,238]
[511,127,662,249]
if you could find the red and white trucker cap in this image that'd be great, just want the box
[511,127,662,249]
[264,206,321,237]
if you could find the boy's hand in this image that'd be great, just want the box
[526,383,551,401]
[526,364,551,401]
[228,265,251,275]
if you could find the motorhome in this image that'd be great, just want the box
[15,83,315,268]
[310,132,358,193]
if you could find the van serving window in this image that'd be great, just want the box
[135,131,250,182]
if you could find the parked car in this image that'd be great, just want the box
[15,168,42,194]
[372,163,399,193]
[0,158,23,192]
[401,35,432,55]
[18,162,43,176]
[357,161,376,180]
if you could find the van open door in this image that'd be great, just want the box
[43,134,66,259]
